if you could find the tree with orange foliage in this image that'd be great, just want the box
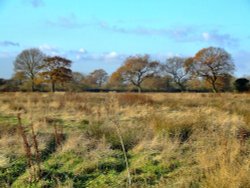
[110,55,160,92]
[186,47,234,92]
[40,56,72,92]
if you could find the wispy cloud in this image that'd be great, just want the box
[44,17,238,47]
[37,44,126,63]
[46,14,86,29]
[0,41,20,47]
[99,23,201,43]
[39,44,60,56]
[99,23,239,47]
[202,30,239,47]
[25,0,44,8]
[67,49,126,62]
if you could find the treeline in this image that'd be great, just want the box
[0,47,249,93]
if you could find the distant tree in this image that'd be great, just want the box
[111,55,160,92]
[163,57,191,91]
[14,48,45,91]
[186,47,235,92]
[66,72,87,92]
[0,78,20,92]
[72,72,85,84]
[0,78,7,91]
[0,78,6,86]
[40,56,72,92]
[86,69,108,88]
[108,71,126,90]
[234,78,249,92]
[141,75,172,91]
[12,71,27,85]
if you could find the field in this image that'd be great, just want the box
[0,92,249,188]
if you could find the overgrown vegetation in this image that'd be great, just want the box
[0,92,249,187]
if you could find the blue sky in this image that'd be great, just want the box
[0,0,250,78]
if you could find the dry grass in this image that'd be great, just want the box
[0,92,249,187]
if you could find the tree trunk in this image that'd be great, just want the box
[137,85,142,93]
[31,79,35,92]
[177,82,186,92]
[211,80,218,93]
[51,81,55,92]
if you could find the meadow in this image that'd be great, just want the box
[0,92,249,188]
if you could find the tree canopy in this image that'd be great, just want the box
[163,57,191,91]
[39,56,72,92]
[110,55,160,92]
[186,47,235,92]
[14,48,46,91]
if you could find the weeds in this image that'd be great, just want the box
[0,92,249,187]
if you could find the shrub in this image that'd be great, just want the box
[234,78,249,92]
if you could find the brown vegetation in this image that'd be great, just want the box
[0,92,249,187]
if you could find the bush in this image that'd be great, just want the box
[234,78,249,92]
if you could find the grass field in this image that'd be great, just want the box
[0,92,249,188]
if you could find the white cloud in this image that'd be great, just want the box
[105,51,118,59]
[65,49,126,63]
[202,32,210,41]
[79,48,87,53]
[167,52,181,58]
[39,44,55,51]
[39,44,59,55]
[201,31,239,47]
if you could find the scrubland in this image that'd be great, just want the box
[0,92,249,188]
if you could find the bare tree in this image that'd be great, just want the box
[110,55,159,92]
[186,47,235,92]
[87,69,108,88]
[14,48,45,91]
[163,57,190,91]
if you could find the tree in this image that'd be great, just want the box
[110,55,159,92]
[12,71,27,84]
[40,56,72,92]
[14,48,45,91]
[0,78,6,86]
[141,75,172,91]
[108,71,127,90]
[163,57,190,91]
[234,78,249,92]
[214,74,234,92]
[186,47,235,92]
[72,72,85,84]
[67,72,87,92]
[86,69,108,88]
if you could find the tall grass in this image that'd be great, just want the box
[0,92,249,187]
